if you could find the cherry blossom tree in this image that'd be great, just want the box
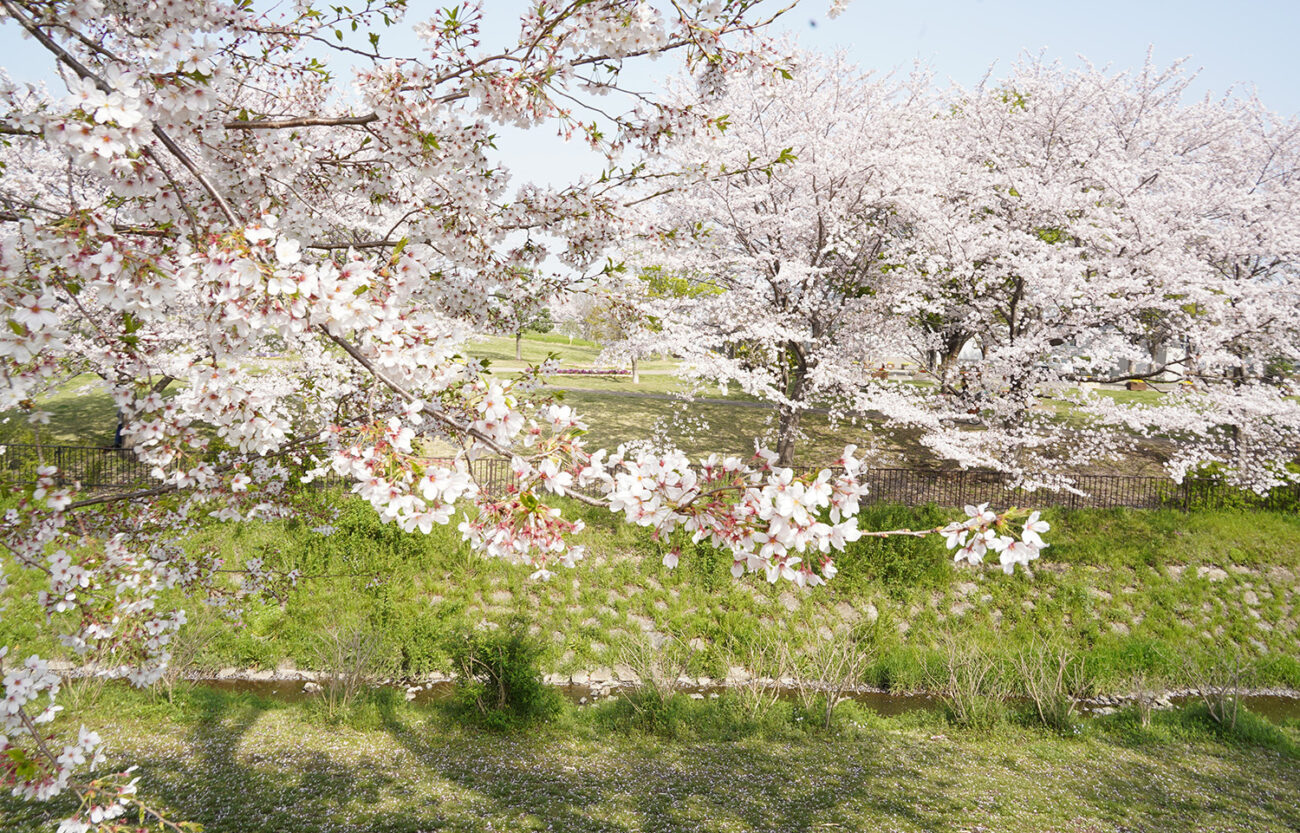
[628,50,1299,488]
[624,50,940,465]
[0,1,1051,828]
[889,57,1300,489]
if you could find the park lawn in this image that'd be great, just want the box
[555,389,920,465]
[0,685,1297,833]
[0,334,1191,475]
[466,332,677,372]
[543,373,762,399]
[0,372,118,447]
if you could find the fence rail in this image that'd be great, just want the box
[0,443,1294,512]
[0,443,156,489]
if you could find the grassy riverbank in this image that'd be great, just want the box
[3,498,1296,694]
[1,683,1296,833]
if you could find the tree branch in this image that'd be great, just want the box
[0,0,240,225]
[224,114,378,130]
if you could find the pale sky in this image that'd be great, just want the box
[3,0,1297,190]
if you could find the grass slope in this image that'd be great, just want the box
[4,499,1295,692]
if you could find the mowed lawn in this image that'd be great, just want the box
[0,687,1296,833]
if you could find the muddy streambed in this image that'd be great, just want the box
[194,678,1300,724]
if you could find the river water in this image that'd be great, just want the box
[197,679,1300,724]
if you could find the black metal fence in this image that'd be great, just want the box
[1,442,1294,512]
[0,443,156,489]
[795,467,1299,513]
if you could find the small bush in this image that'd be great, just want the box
[789,631,875,731]
[1127,668,1163,728]
[727,635,786,722]
[312,622,399,722]
[1014,638,1087,733]
[611,690,696,737]
[446,617,559,731]
[1187,650,1249,731]
[925,633,1008,730]
[615,631,693,732]
[154,603,223,703]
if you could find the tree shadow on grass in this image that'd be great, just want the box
[9,694,1298,833]
[1075,711,1300,832]
[1080,747,1300,832]
[122,691,414,833]
[377,708,963,833]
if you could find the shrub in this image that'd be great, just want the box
[616,631,691,732]
[924,633,1008,730]
[1013,638,1087,733]
[1127,668,1163,728]
[312,622,399,721]
[446,617,559,731]
[788,631,875,731]
[1187,649,1249,731]
[727,634,786,723]
[154,603,223,703]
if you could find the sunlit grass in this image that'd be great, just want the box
[1,685,1296,833]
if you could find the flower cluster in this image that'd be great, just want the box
[582,445,870,586]
[943,504,1051,574]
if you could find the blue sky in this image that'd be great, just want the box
[3,0,1296,189]
[796,0,1299,114]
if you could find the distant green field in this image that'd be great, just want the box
[0,373,117,446]
[0,336,1233,478]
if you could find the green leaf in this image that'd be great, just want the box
[5,747,40,781]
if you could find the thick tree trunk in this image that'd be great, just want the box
[776,406,801,467]
[515,332,523,361]
[935,332,971,396]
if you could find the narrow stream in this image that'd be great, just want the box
[196,678,1300,724]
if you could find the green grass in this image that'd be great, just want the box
[1,684,1296,833]
[4,497,1296,694]
[0,373,117,446]
[1095,387,1169,406]
[466,333,677,371]
[556,390,884,463]
[544,373,760,399]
